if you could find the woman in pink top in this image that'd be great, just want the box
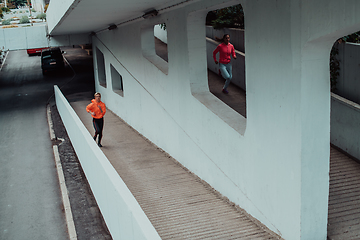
[213,34,237,94]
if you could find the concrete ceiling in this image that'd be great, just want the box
[50,0,192,35]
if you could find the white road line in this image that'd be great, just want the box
[47,105,77,240]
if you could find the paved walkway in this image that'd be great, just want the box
[69,98,279,239]
[327,147,360,239]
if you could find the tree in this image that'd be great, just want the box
[9,0,27,8]
[330,31,360,92]
[208,4,245,29]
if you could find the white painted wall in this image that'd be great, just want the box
[0,25,90,51]
[0,25,48,50]
[336,42,360,105]
[31,0,45,12]
[53,0,360,239]
[331,93,360,160]
[54,86,161,240]
[46,0,75,34]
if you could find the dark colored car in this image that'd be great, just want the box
[41,47,65,74]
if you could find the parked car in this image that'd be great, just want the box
[41,47,65,74]
[27,47,48,56]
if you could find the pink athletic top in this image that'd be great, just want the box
[213,43,236,64]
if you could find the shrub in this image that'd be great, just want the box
[2,19,11,25]
[19,11,22,13]
[0,9,3,19]
[19,15,29,24]
[1,7,11,13]
[209,4,245,29]
[31,9,36,12]
[36,13,46,21]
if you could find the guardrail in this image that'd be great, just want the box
[54,85,161,240]
[331,93,360,160]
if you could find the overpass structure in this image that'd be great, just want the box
[46,0,360,240]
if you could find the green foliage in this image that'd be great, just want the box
[8,0,27,7]
[19,11,22,13]
[2,19,11,25]
[1,7,11,13]
[0,9,3,19]
[31,9,36,12]
[330,43,340,92]
[341,31,360,43]
[330,32,360,92]
[159,23,166,31]
[36,13,46,21]
[210,4,244,29]
[19,15,30,24]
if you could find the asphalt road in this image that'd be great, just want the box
[0,50,71,239]
[0,48,110,239]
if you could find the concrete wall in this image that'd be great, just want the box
[31,0,45,12]
[206,26,245,53]
[0,25,91,51]
[81,0,360,239]
[153,26,246,91]
[0,25,48,50]
[46,0,75,34]
[331,93,360,160]
[54,86,161,240]
[207,37,245,90]
[336,42,360,105]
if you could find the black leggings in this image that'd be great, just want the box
[93,118,104,143]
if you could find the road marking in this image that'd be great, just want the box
[47,104,77,240]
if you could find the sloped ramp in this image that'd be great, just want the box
[328,147,360,239]
[70,99,280,239]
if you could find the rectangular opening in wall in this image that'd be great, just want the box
[206,4,246,118]
[154,24,168,62]
[111,64,123,97]
[96,47,107,88]
[141,23,168,74]
[187,4,247,134]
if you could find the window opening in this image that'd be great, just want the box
[96,47,106,87]
[141,23,168,74]
[111,64,124,97]
[206,4,247,118]
[154,24,168,62]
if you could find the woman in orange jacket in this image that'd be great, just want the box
[86,92,106,147]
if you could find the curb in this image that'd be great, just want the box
[47,104,77,240]
[0,50,9,72]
